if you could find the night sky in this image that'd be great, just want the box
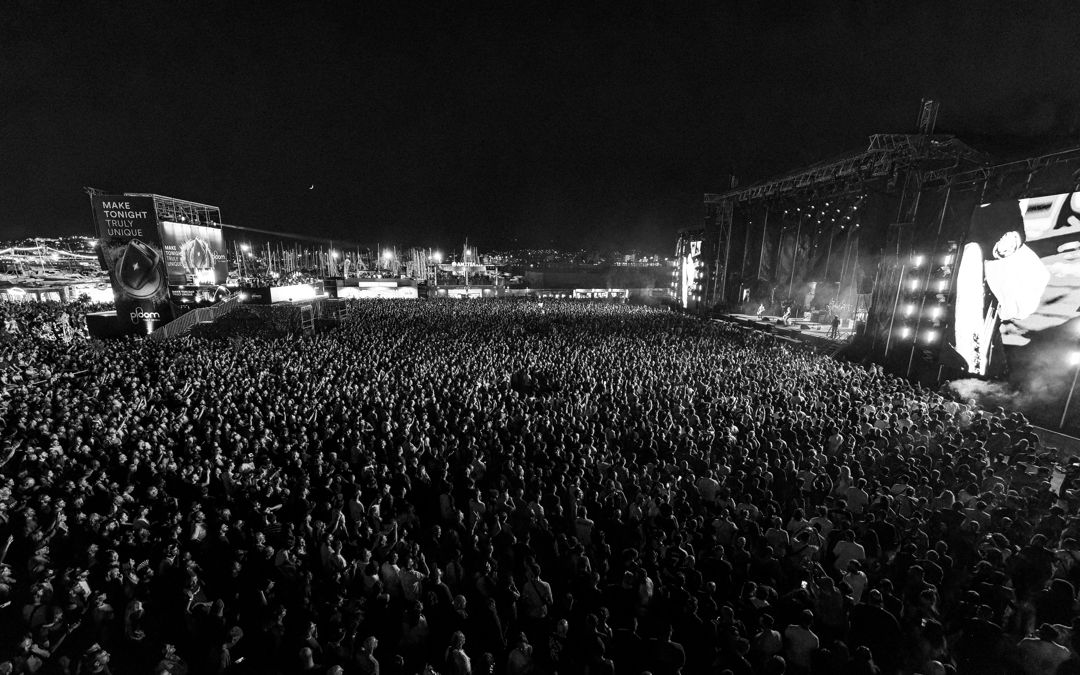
[3,1,1080,252]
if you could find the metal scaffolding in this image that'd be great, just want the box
[124,193,222,227]
[704,199,733,307]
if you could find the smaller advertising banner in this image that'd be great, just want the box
[169,285,234,316]
[243,283,321,304]
[334,285,419,299]
[91,195,172,333]
[270,284,318,303]
[244,287,273,305]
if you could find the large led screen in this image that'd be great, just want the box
[160,221,228,285]
[950,193,1080,375]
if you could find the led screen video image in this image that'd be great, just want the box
[950,192,1080,375]
[160,221,228,285]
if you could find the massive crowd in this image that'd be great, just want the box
[1,297,1079,675]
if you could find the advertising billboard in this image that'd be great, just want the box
[949,192,1080,375]
[91,195,172,333]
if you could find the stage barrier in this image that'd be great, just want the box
[147,294,241,342]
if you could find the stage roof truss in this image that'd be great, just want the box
[922,145,1080,191]
[705,134,986,206]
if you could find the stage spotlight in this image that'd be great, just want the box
[912,255,925,267]
[909,279,920,291]
[929,306,942,320]
[943,254,954,265]
[936,280,948,292]
[1070,351,1080,366]
[904,304,915,317]
[924,330,938,343]
[900,327,912,339]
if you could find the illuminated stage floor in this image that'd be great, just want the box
[714,313,854,349]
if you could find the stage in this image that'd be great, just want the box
[712,313,855,351]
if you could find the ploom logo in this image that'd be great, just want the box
[130,307,161,325]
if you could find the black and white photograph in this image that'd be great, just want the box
[4,2,1080,675]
